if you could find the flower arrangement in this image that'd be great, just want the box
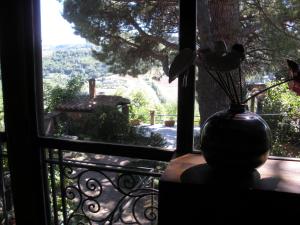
[168,40,300,172]
[168,40,300,104]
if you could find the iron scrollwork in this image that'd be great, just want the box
[50,163,159,225]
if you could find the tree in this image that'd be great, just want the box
[61,0,300,123]
[44,75,84,112]
[128,90,150,122]
[62,0,178,76]
[261,83,300,157]
[196,0,241,121]
[240,0,300,78]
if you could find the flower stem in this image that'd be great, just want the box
[228,71,240,104]
[239,66,243,103]
[206,68,235,102]
[216,71,234,102]
[224,72,236,103]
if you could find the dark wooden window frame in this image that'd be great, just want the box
[38,0,196,157]
[1,0,300,225]
[36,0,196,157]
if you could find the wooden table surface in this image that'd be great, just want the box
[158,153,300,225]
[161,153,300,193]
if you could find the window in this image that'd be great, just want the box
[38,1,190,224]
[193,1,300,158]
[41,0,179,150]
[6,1,300,225]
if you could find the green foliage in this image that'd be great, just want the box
[56,105,166,147]
[60,0,300,80]
[45,75,84,112]
[43,45,107,79]
[153,104,165,117]
[163,102,177,120]
[128,90,150,122]
[240,0,300,77]
[261,82,300,157]
[262,82,300,117]
[164,102,177,115]
[68,105,129,141]
[59,0,300,144]
[61,0,178,76]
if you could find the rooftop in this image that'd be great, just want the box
[55,95,130,112]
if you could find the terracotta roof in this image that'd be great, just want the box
[55,95,130,112]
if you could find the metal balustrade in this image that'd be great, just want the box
[0,135,14,225]
[44,149,167,225]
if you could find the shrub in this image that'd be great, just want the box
[67,105,129,142]
[129,91,150,122]
[57,105,167,148]
[261,83,300,157]
[45,75,84,112]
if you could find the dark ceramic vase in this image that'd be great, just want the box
[199,104,271,173]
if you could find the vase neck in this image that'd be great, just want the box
[229,104,247,113]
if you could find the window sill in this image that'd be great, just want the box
[162,153,300,193]
[158,153,300,224]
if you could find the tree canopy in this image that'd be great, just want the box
[62,0,178,76]
[43,45,107,78]
[62,0,300,77]
[240,0,300,77]
[60,0,300,121]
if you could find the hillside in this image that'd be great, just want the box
[42,44,178,106]
[43,44,108,79]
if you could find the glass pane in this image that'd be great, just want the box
[194,1,300,158]
[41,0,178,149]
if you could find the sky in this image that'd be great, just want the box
[40,0,86,46]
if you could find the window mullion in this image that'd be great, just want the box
[176,0,196,156]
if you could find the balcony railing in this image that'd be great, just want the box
[44,149,167,225]
[0,134,14,225]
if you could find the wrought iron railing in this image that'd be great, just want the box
[44,149,167,225]
[0,134,14,225]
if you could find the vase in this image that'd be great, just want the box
[199,104,271,174]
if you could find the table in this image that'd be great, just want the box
[158,154,300,225]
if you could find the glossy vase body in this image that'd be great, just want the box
[200,104,271,173]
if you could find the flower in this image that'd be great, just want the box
[287,59,300,96]
[197,41,245,72]
[168,40,300,104]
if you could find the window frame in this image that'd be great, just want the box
[1,1,300,225]
[36,0,196,157]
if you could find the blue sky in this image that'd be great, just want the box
[41,0,86,46]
